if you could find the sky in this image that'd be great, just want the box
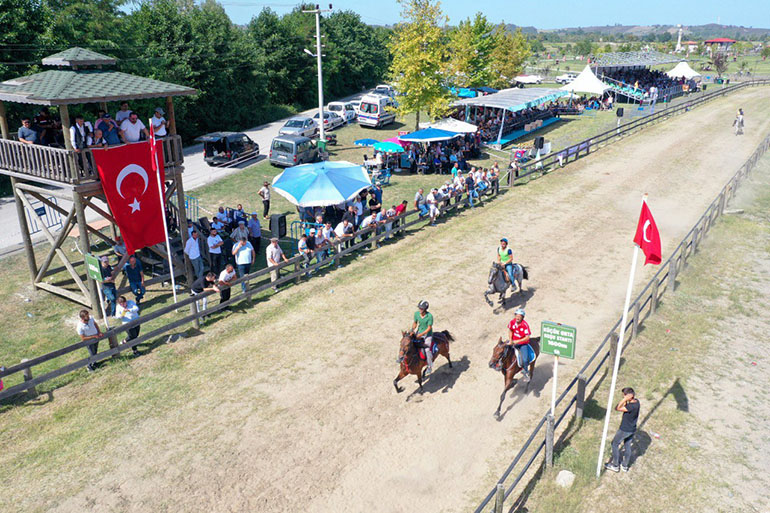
[213,0,770,29]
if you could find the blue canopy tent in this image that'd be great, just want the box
[271,161,372,207]
[354,138,379,147]
[399,128,462,143]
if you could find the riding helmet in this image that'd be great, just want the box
[417,300,429,310]
[500,237,508,243]
[515,308,525,317]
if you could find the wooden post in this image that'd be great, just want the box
[0,100,9,139]
[545,413,555,468]
[174,174,197,329]
[609,333,619,371]
[494,483,505,513]
[11,178,38,281]
[668,255,678,291]
[370,229,377,250]
[295,260,302,284]
[73,192,100,316]
[650,278,659,314]
[631,302,640,339]
[335,242,342,268]
[576,374,586,421]
[166,96,177,135]
[59,105,73,150]
[21,359,38,398]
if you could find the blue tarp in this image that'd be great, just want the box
[271,161,372,207]
[398,128,463,143]
[454,87,568,113]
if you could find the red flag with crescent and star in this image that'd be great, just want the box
[633,200,661,265]
[92,141,166,255]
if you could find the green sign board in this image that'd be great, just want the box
[541,321,577,359]
[84,253,104,283]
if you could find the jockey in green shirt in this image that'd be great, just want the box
[412,300,434,376]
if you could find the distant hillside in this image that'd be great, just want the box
[540,23,770,39]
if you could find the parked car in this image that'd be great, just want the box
[357,93,396,128]
[313,111,345,131]
[196,132,259,167]
[350,100,362,114]
[555,73,577,85]
[327,101,357,123]
[279,116,318,138]
[374,84,396,97]
[514,74,543,85]
[269,134,319,167]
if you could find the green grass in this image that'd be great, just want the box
[517,154,770,513]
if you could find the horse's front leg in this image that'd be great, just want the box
[495,373,514,416]
[393,366,408,393]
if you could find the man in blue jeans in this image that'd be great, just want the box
[99,256,117,316]
[605,387,640,473]
[123,255,145,304]
[232,236,255,293]
[414,188,429,217]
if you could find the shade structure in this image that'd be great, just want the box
[354,138,379,147]
[453,87,568,113]
[561,65,610,95]
[419,118,478,133]
[399,128,462,143]
[667,61,701,80]
[382,136,401,143]
[272,161,372,207]
[373,141,404,153]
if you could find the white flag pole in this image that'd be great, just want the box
[596,194,646,477]
[150,120,178,305]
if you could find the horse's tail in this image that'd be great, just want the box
[441,330,455,343]
[521,265,529,281]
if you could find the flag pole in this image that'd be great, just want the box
[595,194,646,477]
[150,120,178,305]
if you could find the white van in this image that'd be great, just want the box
[357,94,396,128]
[374,84,396,97]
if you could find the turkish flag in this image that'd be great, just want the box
[92,141,166,255]
[633,201,662,265]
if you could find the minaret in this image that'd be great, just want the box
[676,24,683,52]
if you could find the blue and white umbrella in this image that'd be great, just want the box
[271,161,372,207]
[354,138,379,147]
[398,128,462,143]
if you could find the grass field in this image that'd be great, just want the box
[517,154,770,512]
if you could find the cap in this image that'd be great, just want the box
[155,107,165,115]
[309,228,317,233]
[500,237,508,243]
[270,237,278,241]
[238,220,245,225]
[103,113,111,118]
[376,181,382,186]
[252,212,258,216]
[100,255,108,263]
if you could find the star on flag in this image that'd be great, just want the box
[129,198,141,213]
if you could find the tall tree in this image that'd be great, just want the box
[446,12,496,88]
[388,0,452,130]
[487,26,530,89]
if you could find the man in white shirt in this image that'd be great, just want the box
[218,263,237,306]
[259,182,271,219]
[232,236,255,293]
[69,115,90,152]
[184,230,203,279]
[87,128,108,148]
[426,188,440,225]
[76,309,102,372]
[120,112,149,143]
[266,237,287,290]
[210,216,225,232]
[115,101,132,124]
[217,206,232,227]
[334,219,354,248]
[151,107,167,137]
[207,228,224,274]
[115,296,141,355]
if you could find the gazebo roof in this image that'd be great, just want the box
[41,47,117,67]
[0,69,196,105]
[0,47,196,105]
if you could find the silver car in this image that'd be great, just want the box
[279,116,318,138]
[313,111,345,131]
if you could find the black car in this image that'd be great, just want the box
[196,132,259,166]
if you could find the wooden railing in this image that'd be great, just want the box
[0,135,184,185]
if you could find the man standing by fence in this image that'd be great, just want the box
[267,237,288,291]
[259,181,271,219]
[185,230,204,279]
[76,310,102,372]
[232,236,255,294]
[115,296,141,356]
[605,387,640,473]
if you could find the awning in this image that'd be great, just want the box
[667,61,701,80]
[419,118,478,133]
[454,87,567,113]
[399,128,462,143]
[592,51,682,70]
[561,65,610,95]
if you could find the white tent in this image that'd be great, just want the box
[419,118,478,133]
[667,61,701,80]
[560,65,610,95]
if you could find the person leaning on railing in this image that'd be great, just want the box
[76,309,102,373]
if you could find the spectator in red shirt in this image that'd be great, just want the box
[393,200,408,231]
[508,308,532,381]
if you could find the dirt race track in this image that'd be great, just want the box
[5,87,770,513]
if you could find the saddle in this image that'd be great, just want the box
[413,337,439,361]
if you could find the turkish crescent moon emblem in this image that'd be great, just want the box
[642,220,652,243]
[115,164,149,199]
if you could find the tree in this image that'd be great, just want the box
[575,38,593,57]
[709,52,728,77]
[761,46,770,60]
[446,12,497,88]
[388,0,452,130]
[488,26,530,89]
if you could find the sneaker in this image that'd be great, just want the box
[87,363,96,373]
[521,369,531,382]
[132,347,140,356]
[424,368,432,377]
[621,466,629,472]
[604,463,620,473]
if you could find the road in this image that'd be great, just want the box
[0,91,370,255]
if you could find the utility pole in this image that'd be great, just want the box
[303,4,333,144]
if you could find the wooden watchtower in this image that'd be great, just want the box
[0,47,196,318]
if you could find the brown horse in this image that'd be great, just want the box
[489,336,540,416]
[394,330,454,393]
